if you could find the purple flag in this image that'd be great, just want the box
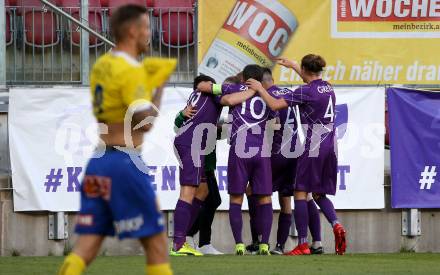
[388,87,440,208]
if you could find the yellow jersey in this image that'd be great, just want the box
[90,51,176,123]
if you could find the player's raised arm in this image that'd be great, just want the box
[129,58,176,132]
[276,57,305,81]
[246,78,288,111]
[143,58,177,93]
[130,86,164,132]
[127,57,177,132]
[124,73,171,133]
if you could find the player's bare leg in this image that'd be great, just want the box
[58,235,105,275]
[139,232,173,275]
[272,194,292,255]
[313,193,346,255]
[285,191,311,255]
[195,181,209,201]
[179,185,197,204]
[229,194,245,255]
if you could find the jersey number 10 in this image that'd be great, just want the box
[240,97,267,120]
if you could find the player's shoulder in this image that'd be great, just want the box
[142,57,177,74]
[227,83,248,90]
[315,80,334,94]
[269,85,293,96]
[221,83,248,94]
[93,52,141,79]
[293,83,313,95]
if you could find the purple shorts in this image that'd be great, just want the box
[295,149,337,195]
[174,144,206,186]
[227,148,272,196]
[271,153,296,197]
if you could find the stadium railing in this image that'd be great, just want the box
[2,0,197,85]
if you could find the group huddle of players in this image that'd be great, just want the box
[171,56,347,256]
[57,4,346,275]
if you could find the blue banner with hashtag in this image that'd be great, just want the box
[388,88,440,208]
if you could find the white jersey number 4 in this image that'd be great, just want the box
[324,96,334,122]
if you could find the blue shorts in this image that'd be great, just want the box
[75,148,164,239]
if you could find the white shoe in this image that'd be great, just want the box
[186,236,197,249]
[197,244,224,255]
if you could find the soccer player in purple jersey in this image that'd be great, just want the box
[258,68,323,255]
[223,64,279,256]
[183,76,241,255]
[171,75,256,256]
[247,55,347,256]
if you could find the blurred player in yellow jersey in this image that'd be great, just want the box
[58,5,176,275]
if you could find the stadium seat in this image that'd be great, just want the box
[5,0,16,46]
[153,0,194,47]
[107,0,147,15]
[161,12,194,47]
[17,0,60,47]
[59,0,104,47]
[6,11,12,45]
[6,0,17,6]
[100,0,109,7]
[152,0,193,16]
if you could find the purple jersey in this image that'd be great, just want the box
[267,86,299,155]
[276,79,337,194]
[223,83,278,154]
[174,90,222,147]
[280,79,335,125]
[276,79,336,156]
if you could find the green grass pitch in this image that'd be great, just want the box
[1,253,439,275]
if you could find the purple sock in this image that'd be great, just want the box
[247,195,259,242]
[257,203,273,244]
[294,200,309,245]
[308,200,321,242]
[229,203,243,244]
[315,196,339,227]
[277,212,292,246]
[188,198,203,232]
[173,199,192,250]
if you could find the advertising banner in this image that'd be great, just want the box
[198,0,440,85]
[9,87,384,211]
